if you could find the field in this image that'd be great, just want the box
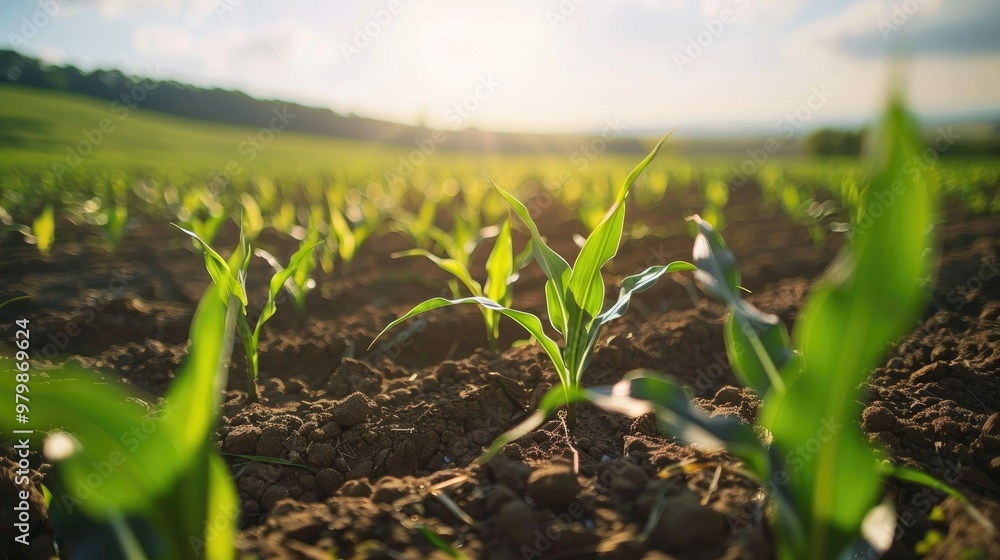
[2,84,1000,560]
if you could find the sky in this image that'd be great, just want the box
[2,0,999,135]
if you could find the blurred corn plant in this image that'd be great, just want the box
[0,284,239,559]
[256,228,320,327]
[392,218,532,351]
[174,223,318,403]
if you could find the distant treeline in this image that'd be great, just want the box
[805,127,1000,157]
[0,49,647,154]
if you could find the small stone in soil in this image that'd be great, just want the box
[237,476,267,500]
[495,500,541,547]
[652,492,727,548]
[862,405,896,432]
[527,464,579,507]
[486,484,519,514]
[260,485,290,511]
[306,443,337,468]
[315,468,345,494]
[341,479,372,498]
[714,386,743,407]
[255,426,286,457]
[222,425,260,455]
[372,478,410,504]
[332,392,376,427]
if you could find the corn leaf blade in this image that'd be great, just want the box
[588,371,766,473]
[394,249,482,295]
[33,204,55,255]
[761,97,937,560]
[372,296,566,380]
[493,181,571,334]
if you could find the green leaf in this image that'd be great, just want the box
[569,262,695,377]
[484,219,515,349]
[202,453,239,559]
[256,241,320,334]
[691,216,791,395]
[485,219,514,305]
[33,204,55,255]
[568,132,673,320]
[690,215,740,305]
[329,204,357,263]
[562,134,673,374]
[761,96,937,560]
[724,301,794,396]
[393,249,482,296]
[2,372,178,516]
[159,283,237,474]
[492,180,571,334]
[0,284,236,531]
[239,193,264,241]
[479,385,589,463]
[0,295,29,311]
[372,296,567,385]
[885,465,997,534]
[171,224,249,308]
[588,371,766,473]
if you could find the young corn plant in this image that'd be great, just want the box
[32,203,55,256]
[255,229,320,326]
[393,219,532,352]
[486,97,993,559]
[373,135,695,426]
[174,224,317,402]
[322,188,381,273]
[0,284,239,559]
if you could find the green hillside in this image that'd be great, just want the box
[0,83,656,188]
[0,83,413,177]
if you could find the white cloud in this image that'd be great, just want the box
[92,0,218,26]
[132,24,195,58]
[36,46,66,66]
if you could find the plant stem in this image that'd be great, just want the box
[566,401,578,431]
[245,348,258,403]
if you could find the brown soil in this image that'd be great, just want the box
[1,185,998,560]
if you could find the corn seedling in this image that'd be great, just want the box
[488,97,994,559]
[321,188,381,273]
[32,203,55,255]
[393,218,532,351]
[374,134,695,427]
[173,223,317,402]
[256,229,320,325]
[0,284,239,559]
